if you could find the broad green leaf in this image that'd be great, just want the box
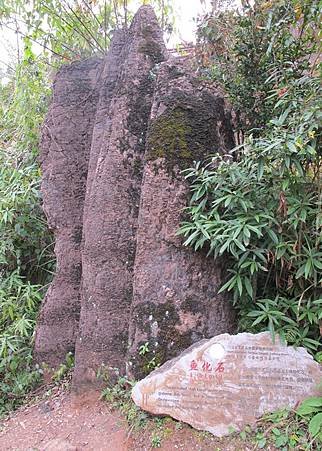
[297,397,322,416]
[267,228,279,245]
[257,437,266,449]
[237,275,243,296]
[309,412,322,438]
[244,277,253,298]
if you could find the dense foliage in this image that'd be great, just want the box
[0,0,175,64]
[180,0,321,354]
[196,0,321,135]
[0,49,52,414]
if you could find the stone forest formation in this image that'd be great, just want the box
[34,5,236,388]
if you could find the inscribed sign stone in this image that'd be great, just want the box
[132,332,322,436]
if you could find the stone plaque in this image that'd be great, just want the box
[132,332,322,436]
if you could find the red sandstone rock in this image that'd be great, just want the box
[34,58,102,366]
[72,6,168,388]
[127,58,236,378]
[84,30,127,205]
[35,6,237,386]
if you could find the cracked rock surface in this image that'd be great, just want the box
[34,5,236,387]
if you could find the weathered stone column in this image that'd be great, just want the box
[84,30,127,203]
[127,59,236,378]
[73,6,168,387]
[34,6,237,385]
[34,58,102,366]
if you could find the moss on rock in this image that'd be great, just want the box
[129,300,196,378]
[146,109,192,166]
[145,93,227,174]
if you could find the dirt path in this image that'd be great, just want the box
[0,387,130,451]
[0,386,250,451]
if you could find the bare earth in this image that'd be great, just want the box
[0,386,253,451]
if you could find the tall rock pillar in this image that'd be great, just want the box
[34,6,237,386]
[34,58,102,365]
[127,59,236,378]
[73,6,168,387]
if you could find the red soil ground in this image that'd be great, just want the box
[0,385,251,451]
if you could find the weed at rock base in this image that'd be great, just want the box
[151,432,162,448]
[238,401,322,450]
[101,376,148,431]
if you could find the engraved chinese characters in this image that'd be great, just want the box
[132,332,322,437]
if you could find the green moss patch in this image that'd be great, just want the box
[145,93,228,174]
[130,301,195,378]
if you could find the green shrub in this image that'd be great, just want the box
[240,403,322,449]
[0,47,53,416]
[297,396,322,442]
[196,0,321,134]
[0,273,43,415]
[180,0,321,354]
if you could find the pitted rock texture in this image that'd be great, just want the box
[34,57,102,366]
[73,5,168,388]
[132,332,322,437]
[127,59,235,378]
[34,5,236,385]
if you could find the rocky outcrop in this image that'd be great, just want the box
[127,59,235,378]
[34,57,102,365]
[34,5,236,387]
[73,6,168,388]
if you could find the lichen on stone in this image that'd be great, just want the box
[129,300,196,378]
[146,108,192,167]
[144,85,232,177]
